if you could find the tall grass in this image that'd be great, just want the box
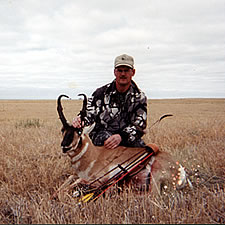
[0,98,224,224]
[15,119,43,128]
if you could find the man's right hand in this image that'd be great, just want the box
[72,116,82,128]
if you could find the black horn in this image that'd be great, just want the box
[149,114,173,129]
[57,94,70,128]
[159,114,173,122]
[78,93,88,126]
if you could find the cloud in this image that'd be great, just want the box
[0,0,225,99]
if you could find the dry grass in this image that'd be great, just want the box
[0,98,224,224]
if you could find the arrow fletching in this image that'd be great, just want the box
[79,193,94,203]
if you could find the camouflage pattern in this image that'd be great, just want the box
[86,79,147,147]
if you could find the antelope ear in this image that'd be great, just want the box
[83,123,95,135]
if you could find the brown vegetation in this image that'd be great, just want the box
[0,98,224,224]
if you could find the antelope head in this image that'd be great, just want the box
[57,94,88,154]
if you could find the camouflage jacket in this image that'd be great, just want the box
[86,79,147,146]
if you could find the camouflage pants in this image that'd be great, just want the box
[91,131,146,147]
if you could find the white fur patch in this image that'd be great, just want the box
[176,164,187,189]
[71,142,89,163]
[78,160,96,180]
[72,161,81,170]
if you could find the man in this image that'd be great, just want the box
[73,54,147,149]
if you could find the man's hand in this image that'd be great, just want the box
[72,116,83,128]
[104,134,122,149]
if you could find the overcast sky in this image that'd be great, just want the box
[1,0,225,99]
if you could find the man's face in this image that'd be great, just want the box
[114,66,135,86]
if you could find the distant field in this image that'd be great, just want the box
[0,98,224,224]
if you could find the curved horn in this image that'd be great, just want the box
[78,94,87,112]
[57,94,70,128]
[149,114,173,129]
[78,93,88,126]
[159,114,173,122]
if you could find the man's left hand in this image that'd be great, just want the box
[104,134,122,149]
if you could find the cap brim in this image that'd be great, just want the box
[115,63,133,69]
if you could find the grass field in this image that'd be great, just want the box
[0,98,224,224]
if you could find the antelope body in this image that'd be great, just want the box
[53,94,189,199]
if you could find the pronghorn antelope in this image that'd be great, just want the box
[52,94,190,201]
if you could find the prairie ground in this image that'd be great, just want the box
[0,98,224,224]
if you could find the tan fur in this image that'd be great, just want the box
[51,129,187,200]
